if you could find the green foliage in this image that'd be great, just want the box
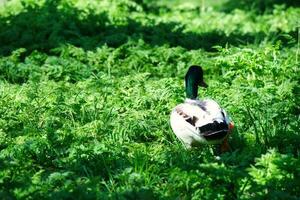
[243,150,300,199]
[0,0,299,199]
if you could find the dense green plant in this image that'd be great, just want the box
[0,0,299,199]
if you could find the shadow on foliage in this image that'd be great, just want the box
[0,0,266,56]
[221,0,300,13]
[130,0,168,13]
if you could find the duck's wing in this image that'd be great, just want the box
[196,99,231,140]
[200,99,231,123]
[174,101,230,141]
[175,106,198,127]
[174,102,211,127]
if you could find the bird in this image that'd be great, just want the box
[170,65,234,152]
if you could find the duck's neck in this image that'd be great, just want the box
[185,77,198,99]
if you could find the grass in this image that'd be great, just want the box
[0,0,299,199]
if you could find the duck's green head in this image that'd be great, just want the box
[185,65,208,99]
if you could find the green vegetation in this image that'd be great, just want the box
[0,0,299,199]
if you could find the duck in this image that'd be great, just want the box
[170,65,234,152]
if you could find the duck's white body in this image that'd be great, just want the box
[170,98,231,148]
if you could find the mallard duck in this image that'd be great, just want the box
[170,65,234,151]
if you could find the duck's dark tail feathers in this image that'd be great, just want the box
[198,121,228,140]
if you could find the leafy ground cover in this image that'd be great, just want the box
[0,0,299,199]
